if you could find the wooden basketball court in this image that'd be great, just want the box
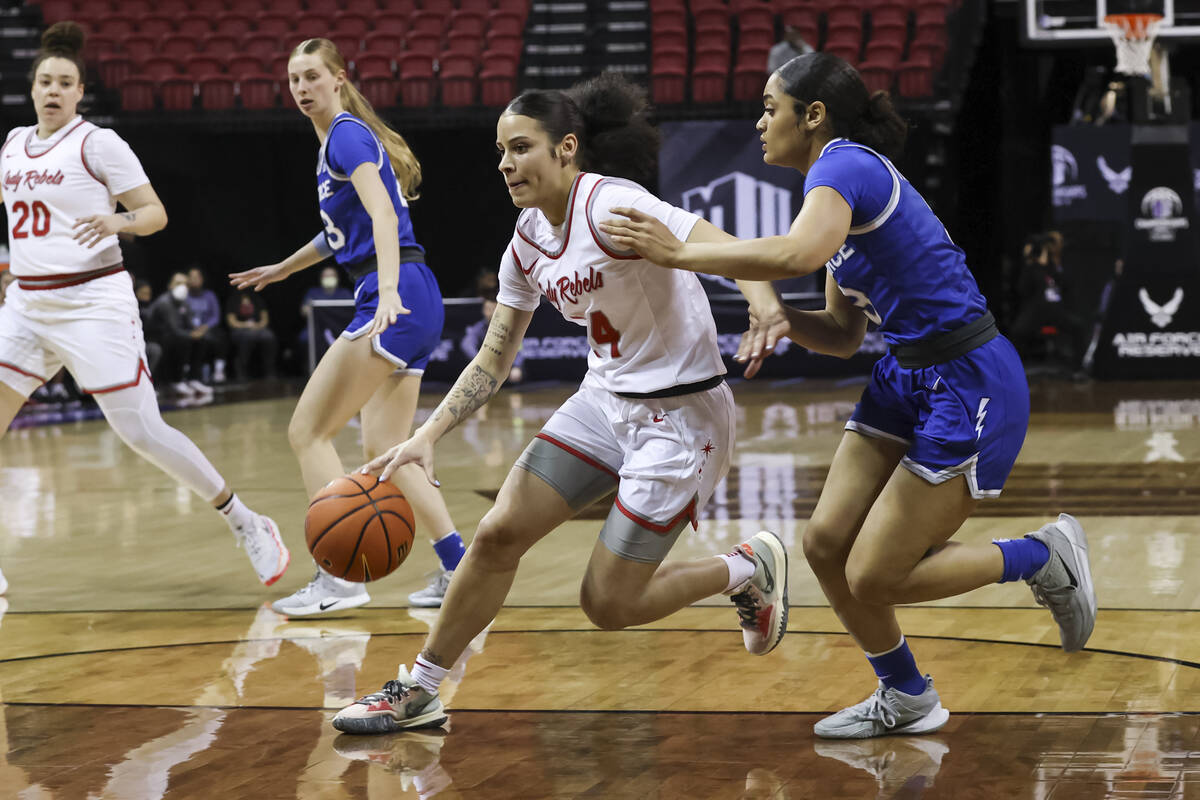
[2,377,1199,798]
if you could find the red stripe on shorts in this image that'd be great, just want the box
[85,359,151,395]
[614,495,698,534]
[534,432,620,480]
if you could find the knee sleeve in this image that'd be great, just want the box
[94,379,225,501]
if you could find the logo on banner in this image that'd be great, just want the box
[1051,145,1087,207]
[1135,187,1190,242]
[1096,156,1131,194]
[1139,287,1184,328]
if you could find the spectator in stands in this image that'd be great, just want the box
[186,267,228,383]
[135,279,163,375]
[768,26,815,74]
[146,272,215,398]
[298,265,354,362]
[1009,232,1085,369]
[461,275,524,384]
[225,287,278,381]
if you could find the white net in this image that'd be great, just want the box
[1104,14,1162,76]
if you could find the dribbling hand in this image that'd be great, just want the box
[229,264,288,291]
[366,290,411,337]
[599,207,685,267]
[360,434,439,487]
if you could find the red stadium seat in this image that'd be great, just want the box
[191,0,227,14]
[215,14,254,38]
[175,14,212,38]
[651,28,686,53]
[651,64,686,104]
[158,34,199,57]
[359,72,399,108]
[404,37,440,58]
[329,35,362,58]
[354,53,393,78]
[198,74,236,109]
[485,34,522,59]
[139,55,181,82]
[693,6,730,33]
[696,27,730,54]
[449,10,486,37]
[439,52,477,106]
[266,0,304,12]
[651,6,687,31]
[185,54,224,76]
[137,15,173,38]
[121,77,156,110]
[334,13,371,38]
[909,29,946,66]
[896,57,933,96]
[158,76,195,110]
[736,3,775,32]
[239,74,278,108]
[409,12,447,38]
[691,0,728,12]
[824,29,861,62]
[378,0,417,12]
[868,22,908,49]
[695,44,730,71]
[156,0,188,14]
[858,60,895,93]
[780,7,819,44]
[202,34,240,58]
[306,0,341,14]
[254,13,293,38]
[228,54,268,79]
[84,34,119,59]
[870,3,909,29]
[459,0,491,11]
[479,51,517,105]
[343,0,380,13]
[95,15,135,38]
[692,65,728,103]
[375,13,408,36]
[123,0,153,15]
[444,31,483,61]
[732,62,768,101]
[363,32,403,53]
[826,7,863,35]
[739,27,775,50]
[397,52,434,106]
[422,0,455,14]
[240,34,278,63]
[97,54,134,89]
[863,41,903,68]
[39,0,75,25]
[292,14,326,40]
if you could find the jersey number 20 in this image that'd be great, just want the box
[11,201,51,239]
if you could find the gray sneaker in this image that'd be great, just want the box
[726,530,788,656]
[1026,513,1097,652]
[332,665,448,734]
[408,570,453,608]
[814,676,949,739]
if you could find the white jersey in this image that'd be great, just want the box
[498,172,724,395]
[1,117,148,278]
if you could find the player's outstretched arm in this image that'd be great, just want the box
[361,302,534,485]
[73,183,167,248]
[779,271,868,359]
[601,186,852,281]
[230,236,327,292]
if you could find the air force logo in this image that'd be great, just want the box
[1096,156,1131,194]
[1139,287,1183,329]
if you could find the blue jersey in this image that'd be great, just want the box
[804,138,988,345]
[316,112,421,268]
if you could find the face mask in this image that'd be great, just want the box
[171,284,189,302]
[321,276,338,290]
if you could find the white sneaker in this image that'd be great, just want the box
[273,568,370,616]
[213,359,227,383]
[0,566,7,595]
[408,570,453,607]
[235,514,290,586]
[187,379,214,397]
[171,381,196,397]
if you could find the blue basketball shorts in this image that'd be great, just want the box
[342,261,445,374]
[845,334,1030,498]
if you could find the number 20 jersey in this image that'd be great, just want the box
[497,172,726,395]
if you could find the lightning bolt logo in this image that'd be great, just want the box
[975,397,991,440]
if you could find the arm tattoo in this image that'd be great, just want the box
[431,363,500,432]
[120,212,136,223]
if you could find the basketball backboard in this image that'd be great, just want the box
[1022,0,1200,44]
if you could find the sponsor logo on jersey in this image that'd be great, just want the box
[3,168,65,193]
[541,265,604,310]
[1134,187,1189,242]
[1051,145,1087,207]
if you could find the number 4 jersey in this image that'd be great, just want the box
[497,172,725,395]
[1,117,148,277]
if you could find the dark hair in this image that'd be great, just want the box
[776,52,907,159]
[30,21,87,84]
[504,72,660,187]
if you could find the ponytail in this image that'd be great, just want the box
[776,52,908,159]
[505,71,660,186]
[30,20,87,83]
[293,38,422,200]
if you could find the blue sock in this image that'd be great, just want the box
[866,637,927,696]
[432,531,466,572]
[993,537,1050,583]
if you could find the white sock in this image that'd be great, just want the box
[412,655,449,694]
[216,493,255,532]
[718,551,756,594]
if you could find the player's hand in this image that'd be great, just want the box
[229,264,287,291]
[599,207,685,267]
[360,434,439,486]
[72,214,124,248]
[737,303,791,379]
[366,290,411,337]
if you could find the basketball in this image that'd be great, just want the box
[305,473,415,582]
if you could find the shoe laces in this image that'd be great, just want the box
[730,586,763,626]
[862,688,899,729]
[357,679,416,706]
[1031,581,1075,616]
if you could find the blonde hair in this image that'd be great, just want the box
[292,38,422,201]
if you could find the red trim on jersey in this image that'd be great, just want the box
[79,129,105,186]
[16,264,125,291]
[0,360,49,384]
[615,495,699,533]
[534,432,620,480]
[513,172,586,260]
[84,359,151,395]
[585,178,640,261]
[23,120,88,159]
[511,243,535,276]
[0,130,19,161]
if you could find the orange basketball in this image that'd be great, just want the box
[305,474,415,582]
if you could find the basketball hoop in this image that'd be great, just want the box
[1104,12,1163,76]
